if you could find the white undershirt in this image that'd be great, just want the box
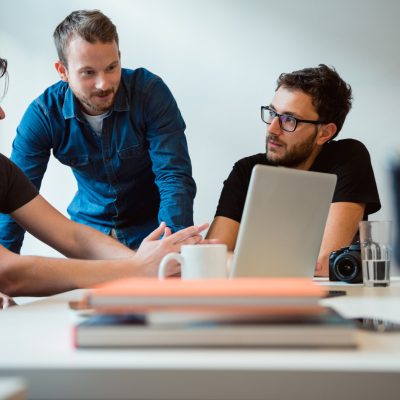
[82,110,111,136]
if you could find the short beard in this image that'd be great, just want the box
[78,89,115,114]
[266,130,318,168]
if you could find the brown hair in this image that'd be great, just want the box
[276,64,352,138]
[53,10,119,66]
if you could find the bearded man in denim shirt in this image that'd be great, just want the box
[0,10,196,252]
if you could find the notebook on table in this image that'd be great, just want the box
[230,165,337,278]
[82,277,326,313]
[73,272,356,349]
[74,307,356,349]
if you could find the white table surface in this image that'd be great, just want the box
[1,279,400,399]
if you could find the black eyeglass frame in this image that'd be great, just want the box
[261,106,325,133]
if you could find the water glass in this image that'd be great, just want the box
[359,221,392,287]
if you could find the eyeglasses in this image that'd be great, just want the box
[0,71,9,104]
[261,106,324,133]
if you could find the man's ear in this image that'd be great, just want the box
[317,123,337,145]
[55,61,68,82]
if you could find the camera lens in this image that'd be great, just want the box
[335,256,359,282]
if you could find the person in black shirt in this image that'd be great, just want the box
[207,64,380,277]
[0,58,208,298]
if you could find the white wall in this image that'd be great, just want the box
[0,0,399,258]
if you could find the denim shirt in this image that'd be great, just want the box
[0,68,196,251]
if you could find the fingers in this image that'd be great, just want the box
[169,223,209,244]
[144,222,210,247]
[0,292,16,309]
[197,222,209,234]
[163,259,181,277]
[176,234,203,246]
[315,261,322,271]
[144,222,166,241]
[199,238,221,244]
[172,235,218,250]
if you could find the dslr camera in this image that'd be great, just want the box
[329,243,362,283]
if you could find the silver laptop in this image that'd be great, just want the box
[230,165,337,278]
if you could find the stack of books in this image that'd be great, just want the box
[73,277,357,348]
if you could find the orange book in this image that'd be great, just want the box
[83,277,327,314]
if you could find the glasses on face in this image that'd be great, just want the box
[0,71,9,104]
[261,106,323,133]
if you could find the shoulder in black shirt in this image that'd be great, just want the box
[215,139,381,223]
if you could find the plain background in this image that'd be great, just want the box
[0,0,399,267]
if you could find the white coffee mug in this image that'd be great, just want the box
[158,244,228,280]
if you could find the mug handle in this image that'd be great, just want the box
[158,252,184,280]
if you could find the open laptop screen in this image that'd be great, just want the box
[231,165,336,278]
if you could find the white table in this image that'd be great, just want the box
[1,279,400,400]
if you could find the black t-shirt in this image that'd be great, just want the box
[0,153,38,214]
[215,139,381,223]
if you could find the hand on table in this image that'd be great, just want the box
[133,222,211,277]
[0,291,17,310]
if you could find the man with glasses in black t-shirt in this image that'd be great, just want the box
[206,64,381,277]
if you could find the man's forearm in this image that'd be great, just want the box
[316,202,365,276]
[11,195,136,261]
[0,223,207,297]
[68,222,136,260]
[0,252,136,296]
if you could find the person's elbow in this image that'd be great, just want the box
[0,250,26,297]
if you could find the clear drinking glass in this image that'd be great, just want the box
[359,221,392,287]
